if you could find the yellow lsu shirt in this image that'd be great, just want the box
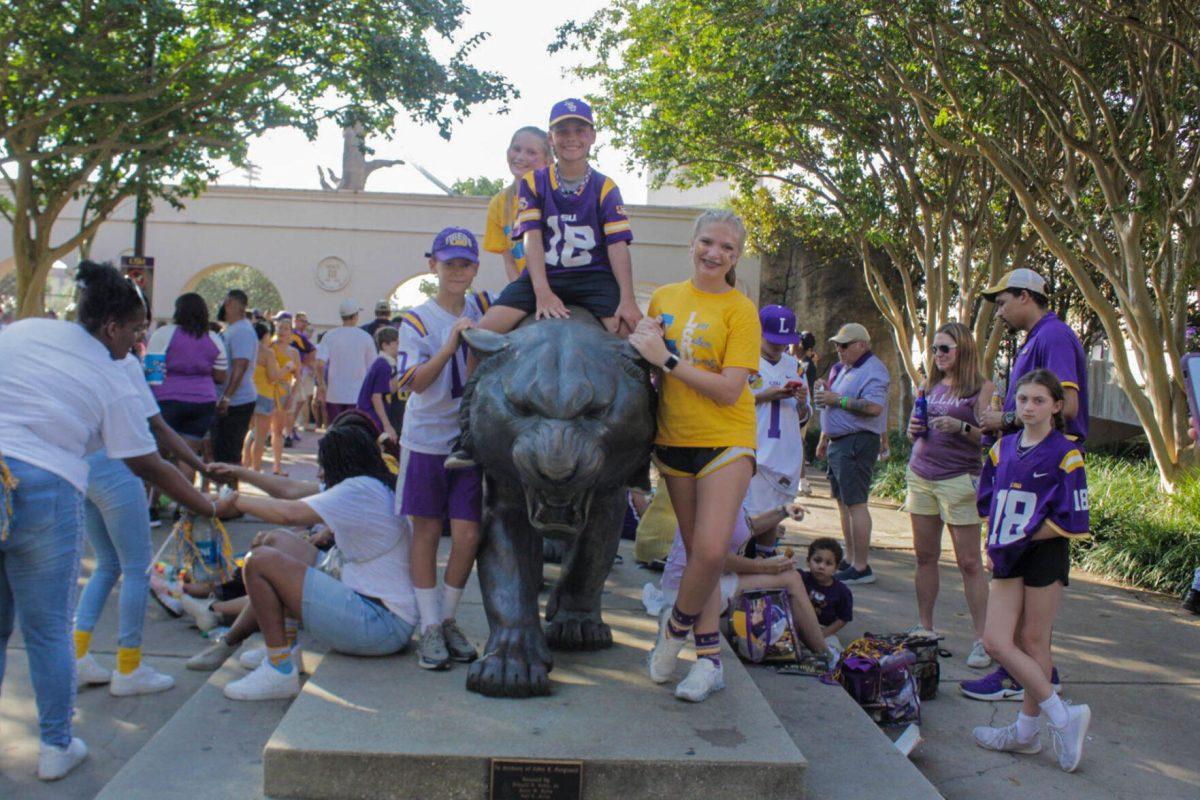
[648,280,761,449]
[483,189,526,275]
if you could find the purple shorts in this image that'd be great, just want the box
[400,450,483,523]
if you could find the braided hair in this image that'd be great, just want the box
[317,425,393,490]
[75,260,146,332]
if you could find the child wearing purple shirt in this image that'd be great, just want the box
[356,327,399,444]
[799,537,853,654]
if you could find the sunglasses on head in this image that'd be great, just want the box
[932,344,957,354]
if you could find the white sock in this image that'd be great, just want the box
[1039,693,1069,728]
[441,584,464,622]
[1015,712,1040,741]
[415,587,441,631]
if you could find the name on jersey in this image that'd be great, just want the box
[560,213,579,222]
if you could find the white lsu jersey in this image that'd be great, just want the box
[396,292,490,454]
[749,352,807,490]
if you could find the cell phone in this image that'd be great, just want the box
[1182,353,1200,442]
[785,380,806,391]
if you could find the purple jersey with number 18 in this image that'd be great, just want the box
[976,430,1090,575]
[512,166,633,274]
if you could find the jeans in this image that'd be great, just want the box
[75,451,152,649]
[0,457,83,747]
[301,567,414,656]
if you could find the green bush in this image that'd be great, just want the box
[864,437,1200,595]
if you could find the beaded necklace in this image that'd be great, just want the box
[554,164,591,196]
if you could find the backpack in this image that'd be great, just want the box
[828,635,921,725]
[871,632,947,701]
[723,588,800,664]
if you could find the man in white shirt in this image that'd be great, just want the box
[315,298,377,423]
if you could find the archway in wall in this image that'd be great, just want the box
[183,263,284,319]
[388,273,436,316]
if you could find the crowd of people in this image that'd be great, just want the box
[0,97,1095,782]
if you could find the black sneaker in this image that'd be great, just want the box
[835,564,876,585]
[284,436,294,449]
[837,559,851,572]
[1183,589,1200,615]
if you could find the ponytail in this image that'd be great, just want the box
[75,260,146,333]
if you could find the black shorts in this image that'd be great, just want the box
[495,269,621,319]
[211,400,256,465]
[993,537,1071,587]
[653,445,756,479]
[158,399,217,440]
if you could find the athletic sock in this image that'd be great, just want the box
[284,617,299,648]
[666,605,699,640]
[441,584,465,622]
[267,646,294,674]
[73,629,93,660]
[116,646,141,675]
[1039,693,1069,728]
[415,587,441,631]
[694,632,721,666]
[1015,712,1041,742]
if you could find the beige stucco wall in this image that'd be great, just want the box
[0,186,760,327]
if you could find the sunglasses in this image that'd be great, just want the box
[932,344,958,354]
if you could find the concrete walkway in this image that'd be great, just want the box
[2,438,1198,799]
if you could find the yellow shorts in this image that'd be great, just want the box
[903,468,980,526]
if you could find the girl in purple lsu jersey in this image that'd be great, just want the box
[972,369,1092,772]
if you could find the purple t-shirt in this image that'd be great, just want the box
[355,356,394,430]
[800,570,854,627]
[977,430,1089,575]
[908,384,983,480]
[154,328,221,404]
[512,167,633,275]
[1005,312,1088,441]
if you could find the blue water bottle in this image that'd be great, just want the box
[914,387,929,438]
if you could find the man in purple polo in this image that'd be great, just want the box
[963,268,1087,702]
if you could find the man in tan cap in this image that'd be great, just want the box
[814,322,890,584]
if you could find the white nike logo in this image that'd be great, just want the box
[1033,471,1049,478]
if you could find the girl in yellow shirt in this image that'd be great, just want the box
[482,127,551,282]
[246,320,298,475]
[629,210,762,702]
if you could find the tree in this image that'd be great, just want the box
[878,1,1200,487]
[556,0,1041,387]
[451,175,507,197]
[191,264,284,317]
[1,0,514,318]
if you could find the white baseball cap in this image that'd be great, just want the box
[337,297,362,318]
[981,268,1046,300]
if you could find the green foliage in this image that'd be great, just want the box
[418,278,438,298]
[451,176,506,197]
[190,265,283,317]
[1,0,515,316]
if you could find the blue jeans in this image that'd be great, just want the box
[0,457,83,747]
[301,568,414,656]
[75,452,152,648]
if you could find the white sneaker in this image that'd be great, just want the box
[223,660,300,701]
[973,721,1042,754]
[966,640,993,669]
[38,737,88,781]
[1049,703,1091,773]
[648,613,686,684]
[904,624,939,639]
[186,636,239,671]
[240,643,304,673]
[180,593,219,632]
[75,653,111,687]
[109,664,175,696]
[674,659,725,702]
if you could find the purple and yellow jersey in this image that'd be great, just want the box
[977,430,1089,574]
[1003,312,1088,441]
[512,167,633,274]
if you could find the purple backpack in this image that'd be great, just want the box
[724,588,801,663]
[829,635,921,725]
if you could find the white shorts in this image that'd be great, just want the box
[745,471,795,517]
[661,573,741,612]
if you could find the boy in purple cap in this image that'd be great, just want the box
[478,97,640,335]
[394,226,492,671]
[746,305,811,520]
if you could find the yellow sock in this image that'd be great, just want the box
[73,629,93,660]
[116,646,141,675]
[284,618,299,648]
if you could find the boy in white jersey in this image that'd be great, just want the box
[747,305,811,523]
[395,227,491,670]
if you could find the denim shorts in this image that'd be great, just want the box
[301,567,414,656]
[255,394,277,415]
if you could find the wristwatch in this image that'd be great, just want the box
[1002,411,1017,430]
[662,354,680,373]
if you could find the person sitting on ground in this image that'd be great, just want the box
[798,537,853,656]
[658,502,836,662]
[213,425,418,700]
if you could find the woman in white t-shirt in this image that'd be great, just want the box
[0,261,219,781]
[213,424,417,701]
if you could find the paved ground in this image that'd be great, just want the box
[2,436,1198,799]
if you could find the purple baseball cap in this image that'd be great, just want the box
[549,98,594,129]
[425,226,479,263]
[760,305,801,345]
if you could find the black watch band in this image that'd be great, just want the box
[1002,411,1017,430]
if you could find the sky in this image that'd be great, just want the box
[213,1,648,203]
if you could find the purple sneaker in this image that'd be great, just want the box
[960,665,1061,701]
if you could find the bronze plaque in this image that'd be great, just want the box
[489,758,583,800]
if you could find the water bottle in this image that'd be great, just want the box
[813,378,827,409]
[914,387,929,438]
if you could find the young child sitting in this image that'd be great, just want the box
[799,537,854,657]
